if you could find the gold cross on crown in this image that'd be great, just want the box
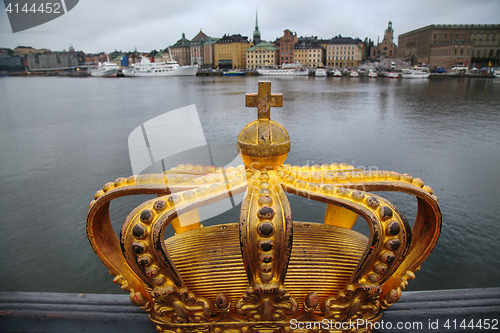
[245,81,283,120]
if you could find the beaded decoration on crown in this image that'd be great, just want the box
[87,81,441,333]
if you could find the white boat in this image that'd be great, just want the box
[385,71,400,79]
[449,65,469,75]
[350,71,359,78]
[122,56,198,77]
[90,57,120,77]
[333,69,342,77]
[315,67,327,77]
[494,68,500,78]
[257,63,309,76]
[401,66,430,79]
[368,70,378,78]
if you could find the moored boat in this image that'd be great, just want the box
[333,69,342,77]
[257,63,309,76]
[449,65,469,75]
[90,57,120,77]
[122,56,198,77]
[222,71,245,76]
[385,71,400,79]
[368,70,378,78]
[401,66,430,79]
[350,71,359,78]
[493,68,500,78]
[315,67,327,77]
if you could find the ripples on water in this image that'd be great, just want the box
[0,76,499,294]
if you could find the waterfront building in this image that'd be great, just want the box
[190,30,210,68]
[293,37,325,68]
[372,21,397,58]
[397,24,500,68]
[253,11,261,45]
[428,40,473,69]
[0,55,23,72]
[214,34,250,69]
[27,52,78,70]
[246,42,279,69]
[322,36,364,68]
[275,29,298,65]
[203,37,220,69]
[169,33,191,66]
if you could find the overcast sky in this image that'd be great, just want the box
[0,0,498,54]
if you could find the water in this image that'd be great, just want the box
[1,75,499,294]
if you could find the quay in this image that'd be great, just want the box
[1,288,499,332]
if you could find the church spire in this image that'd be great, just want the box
[253,10,261,44]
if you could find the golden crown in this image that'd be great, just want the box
[87,81,441,333]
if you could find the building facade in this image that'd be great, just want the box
[246,42,279,69]
[293,37,325,68]
[214,34,250,69]
[190,30,210,68]
[275,29,298,65]
[0,55,23,72]
[169,33,191,66]
[27,53,78,70]
[323,37,364,68]
[429,41,473,68]
[373,21,397,58]
[397,24,500,68]
[203,38,220,69]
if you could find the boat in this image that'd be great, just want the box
[257,63,309,76]
[90,57,120,77]
[494,68,500,78]
[315,67,327,77]
[333,69,342,77]
[122,56,198,77]
[385,71,400,79]
[449,65,468,75]
[368,70,378,78]
[222,71,245,76]
[401,66,430,79]
[350,71,359,78]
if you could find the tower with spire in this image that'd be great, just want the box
[372,20,397,58]
[384,21,394,44]
[253,10,261,45]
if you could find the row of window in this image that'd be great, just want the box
[433,32,498,41]
[327,56,355,60]
[328,51,355,55]
[296,53,321,58]
[432,49,470,56]
[248,54,275,58]
[327,61,356,67]
[431,47,500,57]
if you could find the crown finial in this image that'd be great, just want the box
[245,81,282,120]
[238,81,289,170]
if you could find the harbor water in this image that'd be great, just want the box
[0,75,499,294]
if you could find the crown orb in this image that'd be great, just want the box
[238,81,290,170]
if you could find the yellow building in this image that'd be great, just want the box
[293,38,325,68]
[214,34,251,69]
[169,33,191,66]
[246,42,279,69]
[323,37,364,68]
